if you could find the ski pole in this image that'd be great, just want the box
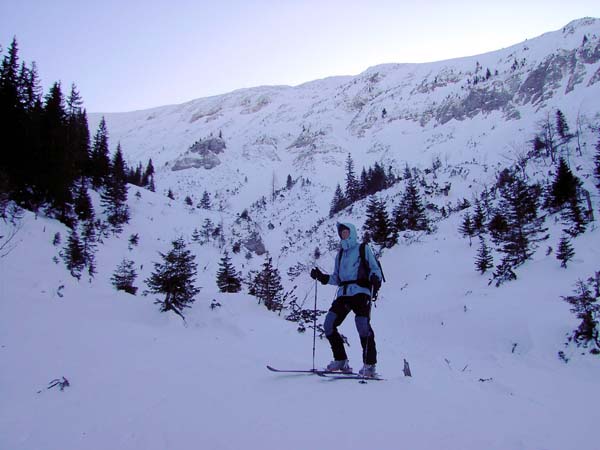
[312,279,318,372]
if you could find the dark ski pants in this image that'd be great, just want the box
[323,293,377,365]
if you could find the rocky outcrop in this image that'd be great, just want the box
[171,137,226,171]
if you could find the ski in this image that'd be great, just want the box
[320,374,385,381]
[266,365,358,376]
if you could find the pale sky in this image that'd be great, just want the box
[1,0,598,113]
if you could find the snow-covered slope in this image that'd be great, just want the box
[90,18,600,214]
[2,17,600,450]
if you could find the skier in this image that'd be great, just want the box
[310,222,382,377]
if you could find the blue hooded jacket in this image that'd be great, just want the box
[328,222,382,298]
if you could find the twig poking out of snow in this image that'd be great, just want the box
[47,377,70,391]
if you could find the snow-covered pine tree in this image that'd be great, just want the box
[556,234,575,268]
[562,274,600,354]
[363,196,395,248]
[145,237,200,318]
[393,176,429,232]
[344,153,360,203]
[199,191,211,209]
[254,254,284,312]
[111,258,138,294]
[475,236,494,274]
[555,109,573,144]
[216,251,242,293]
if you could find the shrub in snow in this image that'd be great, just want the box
[112,258,138,295]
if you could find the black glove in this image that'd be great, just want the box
[370,273,382,299]
[310,267,329,285]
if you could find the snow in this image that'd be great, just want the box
[2,17,600,450]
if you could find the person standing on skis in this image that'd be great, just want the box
[310,222,382,377]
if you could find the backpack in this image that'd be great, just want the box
[337,242,386,291]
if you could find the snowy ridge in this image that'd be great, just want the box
[1,17,600,450]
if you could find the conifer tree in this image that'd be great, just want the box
[74,177,94,222]
[459,212,475,245]
[546,157,582,212]
[563,275,600,353]
[495,176,547,268]
[111,258,138,294]
[216,251,242,293]
[393,177,429,232]
[329,183,346,217]
[555,109,572,142]
[556,234,575,268]
[254,254,284,311]
[472,200,487,234]
[364,196,394,248]
[101,143,130,233]
[199,190,211,209]
[475,236,494,274]
[344,153,360,203]
[145,237,200,317]
[562,196,587,237]
[89,117,110,189]
[63,227,85,280]
[143,158,155,191]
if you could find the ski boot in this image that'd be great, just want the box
[326,359,353,373]
[358,364,377,378]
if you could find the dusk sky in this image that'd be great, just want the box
[1,1,598,113]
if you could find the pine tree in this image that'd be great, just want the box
[563,275,600,353]
[142,158,155,191]
[329,183,346,217]
[80,219,97,279]
[254,254,284,311]
[74,177,94,222]
[546,157,581,212]
[562,196,587,237]
[344,153,360,203]
[145,237,200,317]
[491,256,517,287]
[496,176,547,268]
[89,117,110,189]
[101,143,130,233]
[555,109,572,142]
[286,174,293,189]
[475,236,494,274]
[63,227,85,280]
[364,196,394,248]
[199,190,211,209]
[393,177,429,232]
[111,258,138,294]
[167,189,175,200]
[556,234,575,268]
[459,212,475,245]
[472,200,487,234]
[216,251,242,293]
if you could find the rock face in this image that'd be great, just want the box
[171,138,226,171]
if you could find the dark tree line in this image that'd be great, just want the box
[329,153,397,217]
[0,38,161,279]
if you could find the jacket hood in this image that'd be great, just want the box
[336,222,358,250]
